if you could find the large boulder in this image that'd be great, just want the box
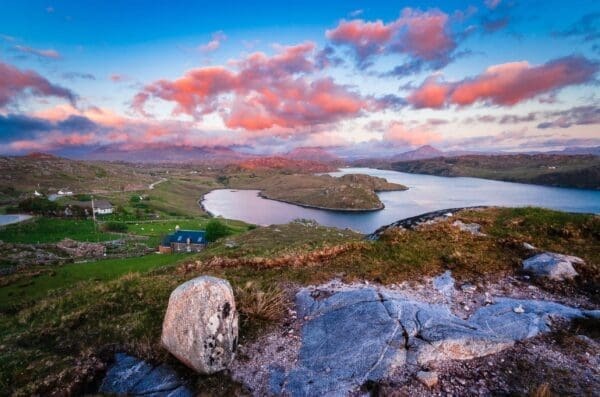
[161,276,238,374]
[523,252,582,280]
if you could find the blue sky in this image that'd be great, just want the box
[0,0,598,156]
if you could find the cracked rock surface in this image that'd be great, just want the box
[99,353,193,396]
[270,286,598,396]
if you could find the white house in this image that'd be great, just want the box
[58,189,73,196]
[93,200,114,215]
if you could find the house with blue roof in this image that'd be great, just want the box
[159,228,207,253]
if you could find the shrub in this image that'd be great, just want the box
[74,194,92,201]
[235,281,287,322]
[17,197,60,215]
[103,221,128,233]
[205,219,232,242]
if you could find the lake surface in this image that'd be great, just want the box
[0,214,32,226]
[202,168,600,233]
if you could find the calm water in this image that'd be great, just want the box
[0,214,32,226]
[202,168,600,233]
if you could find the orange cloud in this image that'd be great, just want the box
[383,121,442,145]
[408,55,598,108]
[134,42,370,130]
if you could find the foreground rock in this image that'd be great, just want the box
[452,220,486,236]
[270,286,598,396]
[161,276,238,374]
[416,370,438,388]
[523,252,582,280]
[99,353,192,396]
[56,238,105,258]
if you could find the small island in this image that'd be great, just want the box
[227,173,407,211]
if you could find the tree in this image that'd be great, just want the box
[205,219,231,242]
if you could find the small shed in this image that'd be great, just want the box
[160,230,207,253]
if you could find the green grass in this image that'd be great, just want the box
[391,154,600,189]
[0,207,597,396]
[0,218,119,244]
[124,218,250,247]
[0,254,186,311]
[199,221,362,259]
[228,172,406,210]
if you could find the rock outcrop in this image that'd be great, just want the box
[523,252,582,280]
[271,286,598,396]
[56,238,105,258]
[99,353,192,396]
[452,220,486,236]
[161,276,238,374]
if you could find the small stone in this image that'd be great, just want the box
[463,305,470,311]
[484,293,494,305]
[523,242,536,250]
[461,283,477,293]
[513,304,525,313]
[523,252,581,281]
[417,370,439,388]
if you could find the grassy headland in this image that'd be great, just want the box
[391,154,600,189]
[0,207,597,395]
[225,173,407,211]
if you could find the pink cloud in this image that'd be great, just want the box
[109,74,129,82]
[326,8,458,69]
[408,55,598,109]
[484,0,501,10]
[0,62,76,108]
[383,121,442,145]
[134,42,371,130]
[199,31,227,53]
[14,45,61,59]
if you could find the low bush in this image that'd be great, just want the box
[103,221,128,233]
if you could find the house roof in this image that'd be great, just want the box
[162,230,207,246]
[69,200,113,209]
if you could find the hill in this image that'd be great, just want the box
[390,145,444,161]
[238,157,337,173]
[391,154,600,189]
[0,155,155,203]
[85,144,251,163]
[285,147,341,163]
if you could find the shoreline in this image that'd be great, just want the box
[198,188,390,216]
[366,206,488,239]
[257,191,386,212]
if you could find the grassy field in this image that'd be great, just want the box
[0,253,186,311]
[124,218,251,247]
[0,218,119,243]
[0,155,156,203]
[0,208,597,395]
[391,154,600,189]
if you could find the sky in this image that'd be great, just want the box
[0,0,598,157]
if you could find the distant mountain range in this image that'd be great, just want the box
[83,144,252,163]
[389,145,445,161]
[285,147,342,163]
[540,146,600,156]
[238,156,336,173]
[32,144,600,165]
